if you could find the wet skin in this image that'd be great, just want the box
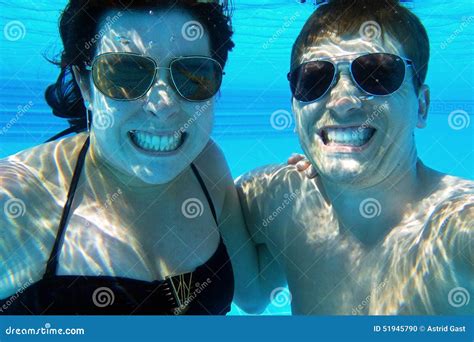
[237,33,474,314]
[0,9,269,314]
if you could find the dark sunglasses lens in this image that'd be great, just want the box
[290,61,335,102]
[170,58,222,101]
[352,53,405,95]
[92,54,156,99]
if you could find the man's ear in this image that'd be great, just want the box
[72,65,92,108]
[416,84,430,128]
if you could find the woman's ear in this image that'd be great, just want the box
[72,65,92,109]
[416,84,430,128]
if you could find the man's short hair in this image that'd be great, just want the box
[291,0,429,93]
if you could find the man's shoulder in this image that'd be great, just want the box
[431,175,474,211]
[235,163,317,226]
[423,175,473,242]
[235,163,307,196]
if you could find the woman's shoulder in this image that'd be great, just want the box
[0,133,89,280]
[192,139,233,219]
[1,133,89,188]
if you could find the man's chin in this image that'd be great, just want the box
[316,161,367,185]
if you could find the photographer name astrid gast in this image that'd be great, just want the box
[426,325,466,332]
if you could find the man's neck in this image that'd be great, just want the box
[318,153,423,245]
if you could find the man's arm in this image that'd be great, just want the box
[422,190,474,314]
[443,193,474,314]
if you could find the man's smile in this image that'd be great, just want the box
[318,125,377,150]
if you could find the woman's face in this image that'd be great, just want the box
[80,9,215,185]
[292,33,428,188]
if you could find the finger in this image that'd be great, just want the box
[287,153,305,165]
[305,165,318,179]
[296,160,311,171]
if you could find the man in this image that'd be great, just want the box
[236,0,473,314]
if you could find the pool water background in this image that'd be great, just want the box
[0,0,472,315]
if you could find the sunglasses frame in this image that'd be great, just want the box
[84,52,224,102]
[287,52,418,103]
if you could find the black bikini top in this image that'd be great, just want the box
[0,136,234,315]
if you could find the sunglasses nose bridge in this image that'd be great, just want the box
[144,68,178,101]
[327,67,364,99]
[142,68,179,118]
[326,69,363,117]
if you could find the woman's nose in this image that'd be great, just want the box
[142,69,179,120]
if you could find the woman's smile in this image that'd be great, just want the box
[128,130,186,155]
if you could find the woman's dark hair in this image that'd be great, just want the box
[291,0,429,94]
[45,0,234,134]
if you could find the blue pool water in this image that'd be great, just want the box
[0,0,473,315]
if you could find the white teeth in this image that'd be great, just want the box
[152,135,159,147]
[323,127,375,147]
[130,131,183,152]
[160,136,167,151]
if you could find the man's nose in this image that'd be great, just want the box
[142,69,179,120]
[325,71,363,119]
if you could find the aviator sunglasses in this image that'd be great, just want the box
[85,52,223,102]
[287,52,419,102]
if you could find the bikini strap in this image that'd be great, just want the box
[190,163,218,226]
[43,136,90,279]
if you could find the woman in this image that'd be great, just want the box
[0,0,271,315]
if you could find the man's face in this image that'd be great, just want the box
[292,32,426,188]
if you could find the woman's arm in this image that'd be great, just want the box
[219,175,286,314]
[194,140,285,314]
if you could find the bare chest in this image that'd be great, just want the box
[269,209,450,315]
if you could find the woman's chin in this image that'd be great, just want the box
[131,166,186,185]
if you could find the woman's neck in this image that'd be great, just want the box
[87,135,168,198]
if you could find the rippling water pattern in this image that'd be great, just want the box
[0,0,472,315]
